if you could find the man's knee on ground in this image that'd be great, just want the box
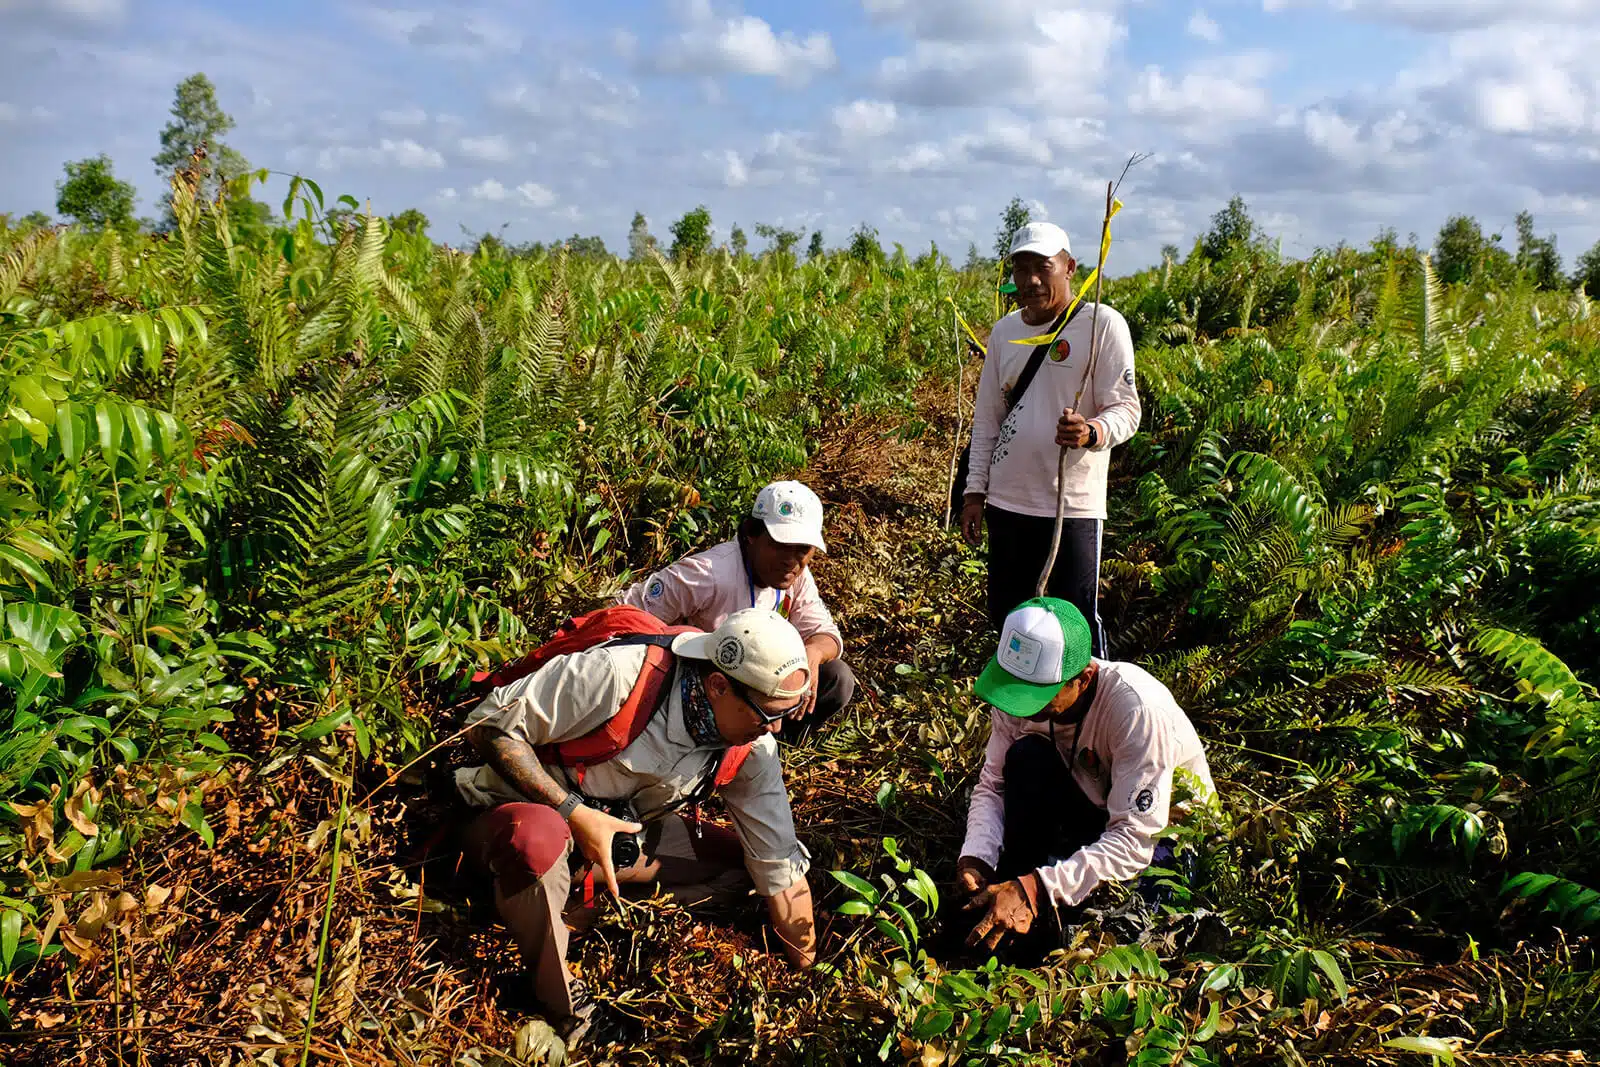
[818,658,856,713]
[482,803,572,894]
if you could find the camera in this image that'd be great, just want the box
[583,795,644,871]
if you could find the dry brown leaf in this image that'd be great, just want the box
[74,892,111,942]
[144,883,174,911]
[326,916,363,1025]
[64,777,100,837]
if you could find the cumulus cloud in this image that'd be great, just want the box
[492,66,639,127]
[876,4,1125,108]
[656,13,836,83]
[1187,10,1222,42]
[468,178,557,208]
[1262,0,1594,32]
[313,138,446,171]
[459,134,515,162]
[833,100,897,139]
[1127,64,1271,127]
[379,106,428,126]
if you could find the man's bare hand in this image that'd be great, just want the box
[960,496,986,546]
[567,804,642,900]
[956,856,996,895]
[1056,408,1097,449]
[962,874,1039,951]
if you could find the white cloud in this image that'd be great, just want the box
[1262,0,1594,32]
[6,0,126,21]
[516,181,556,208]
[437,187,458,201]
[469,178,557,208]
[833,99,897,139]
[379,106,428,126]
[722,150,749,187]
[1187,9,1222,42]
[657,13,836,84]
[459,134,515,162]
[469,178,507,201]
[877,6,1125,108]
[311,138,445,171]
[1128,64,1271,127]
[492,67,639,127]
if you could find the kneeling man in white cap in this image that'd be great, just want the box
[617,480,854,745]
[455,608,819,1045]
[956,597,1214,955]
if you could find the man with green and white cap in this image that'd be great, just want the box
[617,479,854,744]
[955,597,1214,952]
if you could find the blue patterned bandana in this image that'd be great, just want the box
[681,667,723,749]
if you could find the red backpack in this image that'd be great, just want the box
[472,604,752,788]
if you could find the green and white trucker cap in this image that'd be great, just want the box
[974,597,1093,717]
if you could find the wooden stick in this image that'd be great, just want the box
[1036,180,1115,599]
[942,302,964,530]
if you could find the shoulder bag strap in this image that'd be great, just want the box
[1004,300,1087,416]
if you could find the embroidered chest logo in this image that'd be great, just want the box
[1052,338,1070,363]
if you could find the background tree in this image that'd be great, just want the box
[754,222,800,256]
[15,210,54,232]
[153,74,250,198]
[1201,195,1256,260]
[729,225,748,257]
[1514,210,1564,290]
[627,211,657,261]
[1160,243,1180,264]
[387,208,430,237]
[669,205,713,264]
[1433,214,1512,285]
[963,242,987,272]
[847,222,882,264]
[561,234,608,259]
[55,154,137,231]
[1575,239,1600,298]
[993,196,1030,260]
[806,230,824,260]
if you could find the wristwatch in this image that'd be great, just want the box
[556,791,584,821]
[1085,422,1100,448]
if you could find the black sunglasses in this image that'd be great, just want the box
[727,676,806,724]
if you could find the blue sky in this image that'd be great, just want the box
[4,0,1600,271]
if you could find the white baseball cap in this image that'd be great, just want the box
[1008,221,1072,260]
[673,607,812,699]
[752,480,827,552]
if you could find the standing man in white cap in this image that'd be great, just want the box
[455,607,820,1048]
[959,220,1142,656]
[616,480,854,745]
[953,597,1213,957]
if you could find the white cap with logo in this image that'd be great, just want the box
[673,607,812,699]
[1008,221,1072,260]
[752,480,827,552]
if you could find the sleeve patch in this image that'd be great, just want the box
[1130,783,1158,814]
[646,577,665,600]
[1122,367,1136,386]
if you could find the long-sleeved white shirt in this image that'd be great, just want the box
[614,539,843,655]
[959,659,1214,909]
[963,303,1141,520]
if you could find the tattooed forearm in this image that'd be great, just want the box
[468,725,572,807]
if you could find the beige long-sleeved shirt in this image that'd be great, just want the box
[960,659,1214,908]
[964,303,1141,520]
[455,643,811,897]
[615,538,844,655]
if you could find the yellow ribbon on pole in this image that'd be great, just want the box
[946,297,987,351]
[1007,199,1123,347]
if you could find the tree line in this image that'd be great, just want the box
[12,73,1600,296]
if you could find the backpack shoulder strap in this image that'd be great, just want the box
[1005,300,1087,416]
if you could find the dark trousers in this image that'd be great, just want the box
[985,505,1105,657]
[777,657,856,746]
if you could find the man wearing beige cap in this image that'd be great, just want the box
[959,221,1142,656]
[454,607,819,1047]
[616,480,854,745]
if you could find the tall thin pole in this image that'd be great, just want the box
[1035,180,1114,598]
